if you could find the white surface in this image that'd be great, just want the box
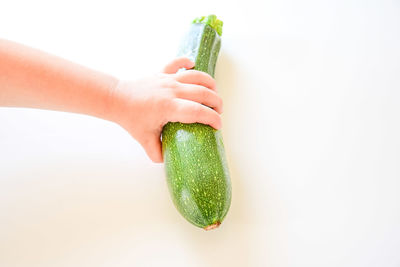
[1,0,400,266]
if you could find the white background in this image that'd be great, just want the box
[1,0,400,266]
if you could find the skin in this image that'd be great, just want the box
[0,39,223,163]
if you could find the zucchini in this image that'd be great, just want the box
[162,15,231,230]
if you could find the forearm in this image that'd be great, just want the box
[0,39,119,121]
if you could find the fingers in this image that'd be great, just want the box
[175,70,217,91]
[163,57,195,74]
[142,133,163,163]
[161,58,222,132]
[168,99,222,130]
[175,83,223,114]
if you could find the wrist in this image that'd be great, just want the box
[103,79,130,126]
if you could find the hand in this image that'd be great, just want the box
[110,57,223,163]
[0,41,222,164]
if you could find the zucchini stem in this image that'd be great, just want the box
[192,14,223,36]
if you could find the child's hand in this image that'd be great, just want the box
[0,40,222,164]
[110,57,223,163]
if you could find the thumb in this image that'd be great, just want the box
[163,57,194,74]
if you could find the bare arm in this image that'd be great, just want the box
[0,39,118,120]
[0,39,222,162]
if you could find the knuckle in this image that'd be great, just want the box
[200,87,208,99]
[176,70,188,79]
[192,104,203,117]
[157,95,173,112]
[171,83,183,95]
[160,76,178,89]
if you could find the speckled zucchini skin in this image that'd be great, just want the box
[162,16,231,229]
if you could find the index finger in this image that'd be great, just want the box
[175,69,217,91]
[163,57,195,74]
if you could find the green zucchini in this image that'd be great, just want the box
[162,15,231,230]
